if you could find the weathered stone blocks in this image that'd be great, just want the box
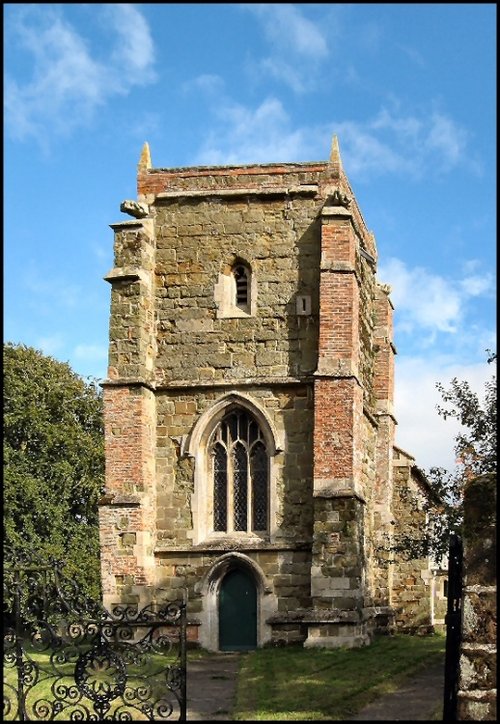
[100,149,440,651]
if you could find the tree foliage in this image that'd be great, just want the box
[424,351,496,559]
[385,352,496,564]
[3,343,105,600]
[435,350,496,477]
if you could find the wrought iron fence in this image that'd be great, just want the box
[3,551,187,721]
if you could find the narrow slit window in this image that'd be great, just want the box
[233,265,249,308]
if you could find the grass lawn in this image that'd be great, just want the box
[233,633,446,721]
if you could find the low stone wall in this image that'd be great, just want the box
[457,472,496,721]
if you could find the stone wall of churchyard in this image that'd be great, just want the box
[457,472,496,721]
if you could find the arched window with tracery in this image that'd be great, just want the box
[210,409,269,533]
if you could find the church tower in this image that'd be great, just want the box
[99,138,426,650]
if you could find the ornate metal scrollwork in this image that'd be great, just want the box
[3,550,187,721]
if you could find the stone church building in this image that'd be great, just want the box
[99,138,447,650]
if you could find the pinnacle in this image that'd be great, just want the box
[329,134,343,171]
[138,142,152,171]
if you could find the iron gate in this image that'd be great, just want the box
[442,532,463,721]
[3,551,187,721]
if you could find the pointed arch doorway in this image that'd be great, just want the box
[219,568,257,651]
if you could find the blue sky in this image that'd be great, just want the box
[4,3,496,471]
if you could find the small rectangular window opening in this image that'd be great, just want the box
[296,295,311,316]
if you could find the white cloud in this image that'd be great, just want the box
[244,4,328,59]
[333,122,410,176]
[378,258,495,470]
[259,58,309,95]
[336,107,469,179]
[242,4,329,93]
[394,355,494,471]
[105,3,156,79]
[424,112,468,169]
[378,257,494,339]
[193,93,311,166]
[459,274,495,297]
[461,259,481,274]
[5,4,156,145]
[371,108,423,138]
[378,258,461,335]
[188,79,471,178]
[185,74,225,95]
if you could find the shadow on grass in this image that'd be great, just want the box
[233,634,446,721]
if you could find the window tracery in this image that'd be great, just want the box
[210,410,269,533]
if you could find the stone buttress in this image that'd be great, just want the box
[99,167,158,609]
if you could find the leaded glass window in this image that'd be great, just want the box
[213,443,227,531]
[251,442,267,531]
[233,442,247,531]
[210,410,269,533]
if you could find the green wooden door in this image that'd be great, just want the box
[219,569,257,651]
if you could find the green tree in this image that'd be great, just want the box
[384,352,496,564]
[422,351,497,560]
[3,343,105,600]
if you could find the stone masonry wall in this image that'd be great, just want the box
[99,384,157,609]
[370,286,396,609]
[140,161,379,400]
[100,146,410,648]
[155,548,312,616]
[457,472,496,721]
[390,449,433,631]
[100,213,158,608]
[105,219,156,385]
[153,192,320,386]
[310,173,382,634]
[154,386,314,549]
[360,411,379,609]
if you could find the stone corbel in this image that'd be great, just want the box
[103,266,150,285]
[120,199,150,219]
